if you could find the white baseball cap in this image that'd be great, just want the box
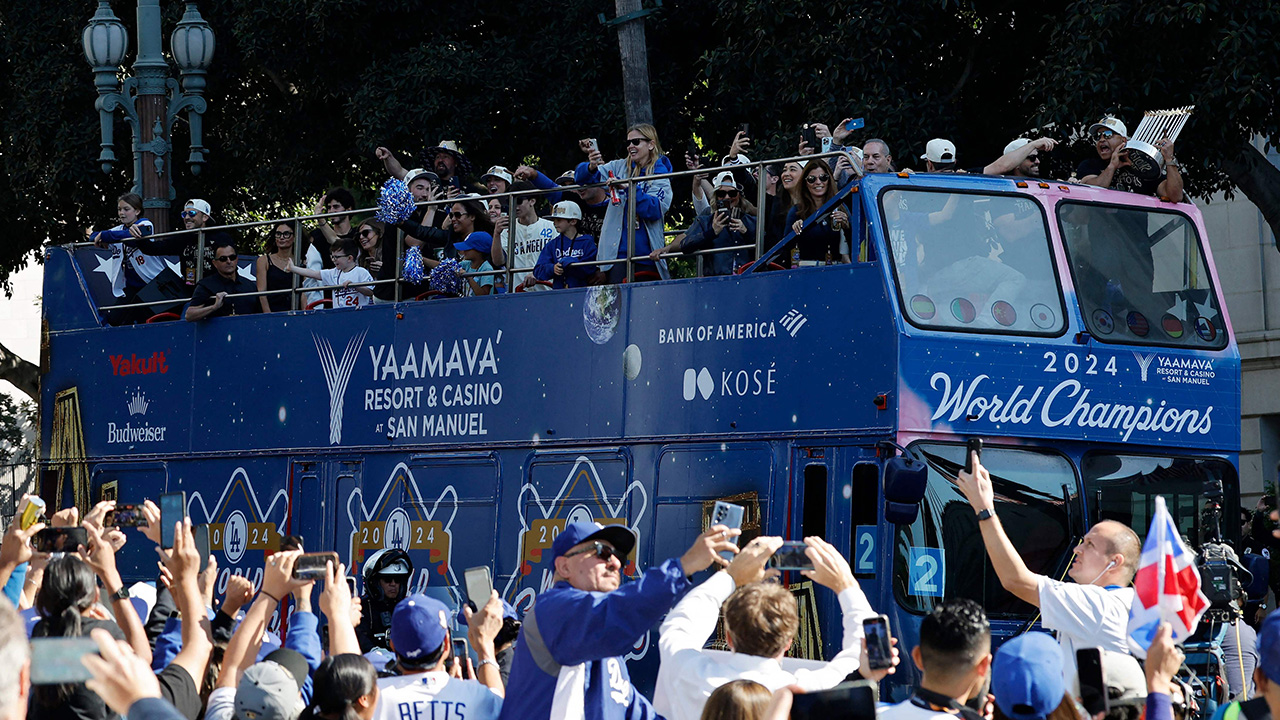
[548,201,582,221]
[920,139,957,163]
[404,168,439,185]
[1089,117,1128,138]
[481,165,514,185]
[1004,138,1032,154]
[712,171,739,190]
[724,153,751,166]
[185,199,212,216]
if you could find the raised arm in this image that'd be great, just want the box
[217,550,308,688]
[955,453,1043,605]
[81,518,152,664]
[166,520,213,694]
[286,257,322,280]
[984,138,1055,176]
[465,591,506,696]
[318,561,360,656]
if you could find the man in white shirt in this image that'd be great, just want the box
[491,181,555,290]
[879,599,992,720]
[653,536,879,720]
[957,452,1141,684]
[287,238,374,308]
[374,593,505,720]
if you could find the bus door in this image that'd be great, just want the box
[289,458,361,559]
[787,445,880,660]
[89,461,168,583]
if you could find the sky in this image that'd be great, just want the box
[0,256,42,404]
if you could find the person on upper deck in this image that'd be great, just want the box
[785,159,851,265]
[575,124,673,283]
[287,238,375,309]
[920,139,960,173]
[185,240,261,321]
[308,188,358,271]
[1077,116,1184,202]
[256,222,302,313]
[491,180,556,291]
[533,202,598,289]
[862,139,896,173]
[982,138,1058,178]
[652,171,756,276]
[480,166,513,196]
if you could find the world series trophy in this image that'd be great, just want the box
[1125,105,1194,180]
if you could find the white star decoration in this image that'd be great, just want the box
[1165,294,1188,322]
[1194,297,1218,322]
[93,252,123,295]
[237,263,256,282]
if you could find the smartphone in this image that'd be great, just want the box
[844,117,866,132]
[821,136,834,154]
[863,615,894,670]
[711,501,745,562]
[18,496,45,531]
[193,524,211,573]
[1077,648,1108,716]
[293,551,339,580]
[789,680,877,720]
[105,503,144,528]
[34,527,88,554]
[452,637,471,679]
[588,138,599,153]
[29,637,100,685]
[465,566,493,608]
[687,140,699,159]
[159,491,186,549]
[768,541,814,571]
[964,438,983,474]
[739,123,750,137]
[346,577,358,596]
[802,125,818,150]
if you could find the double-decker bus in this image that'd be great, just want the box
[38,164,1239,699]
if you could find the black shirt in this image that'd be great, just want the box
[1076,156,1162,196]
[31,618,127,720]
[190,272,261,318]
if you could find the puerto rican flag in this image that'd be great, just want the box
[1127,496,1210,657]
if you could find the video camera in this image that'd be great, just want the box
[1195,479,1250,613]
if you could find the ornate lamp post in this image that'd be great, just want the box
[83,0,214,234]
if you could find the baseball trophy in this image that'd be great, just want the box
[1125,105,1194,180]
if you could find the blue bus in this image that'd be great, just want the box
[39,166,1240,699]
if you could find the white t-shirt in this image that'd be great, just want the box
[499,218,556,289]
[1037,576,1135,687]
[320,266,374,308]
[878,699,963,720]
[374,671,503,720]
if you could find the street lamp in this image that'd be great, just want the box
[83,0,214,234]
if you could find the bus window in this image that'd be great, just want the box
[894,444,1078,617]
[880,189,1064,335]
[1083,454,1237,546]
[1057,203,1227,349]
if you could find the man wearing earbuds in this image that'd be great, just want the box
[957,450,1142,684]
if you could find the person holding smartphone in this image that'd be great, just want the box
[957,451,1142,686]
[653,535,886,720]
[651,171,756,277]
[875,599,994,720]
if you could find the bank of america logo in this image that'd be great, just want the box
[127,392,149,416]
[1133,352,1155,382]
[780,309,807,337]
[314,330,367,444]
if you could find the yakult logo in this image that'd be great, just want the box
[110,352,169,376]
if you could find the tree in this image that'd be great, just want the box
[0,343,37,402]
[0,394,35,467]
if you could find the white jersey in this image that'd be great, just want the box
[1037,576,1135,689]
[375,671,503,720]
[319,266,374,307]
[499,218,556,289]
[877,699,962,720]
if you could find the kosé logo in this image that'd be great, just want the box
[683,368,714,401]
[683,365,778,401]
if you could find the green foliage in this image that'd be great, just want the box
[0,395,35,466]
[1,0,1276,292]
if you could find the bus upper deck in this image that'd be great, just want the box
[38,166,1241,697]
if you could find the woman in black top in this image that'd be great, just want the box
[257,223,301,313]
[357,220,397,302]
[783,159,851,264]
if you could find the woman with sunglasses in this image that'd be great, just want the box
[651,171,756,276]
[576,124,673,282]
[256,223,302,313]
[356,220,398,302]
[784,159,851,265]
[447,200,498,296]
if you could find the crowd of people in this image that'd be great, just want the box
[82,113,1186,323]
[0,452,1269,720]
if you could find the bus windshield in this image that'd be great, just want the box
[1057,203,1227,349]
[881,189,1065,335]
[894,443,1079,617]
[1084,453,1238,546]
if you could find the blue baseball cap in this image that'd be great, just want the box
[551,521,637,561]
[453,231,493,256]
[389,593,450,664]
[1258,611,1280,682]
[991,633,1066,720]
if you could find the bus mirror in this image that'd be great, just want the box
[883,455,927,525]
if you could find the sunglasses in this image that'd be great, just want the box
[1093,129,1117,141]
[181,210,200,219]
[563,541,620,563]
[449,211,469,219]
[1027,154,1041,162]
[214,254,237,263]
[806,174,830,184]
[626,137,648,146]
[274,230,294,238]
[359,228,377,237]
[714,190,739,198]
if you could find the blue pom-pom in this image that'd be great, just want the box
[376,177,416,224]
[430,258,465,296]
[403,246,426,284]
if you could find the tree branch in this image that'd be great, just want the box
[1219,140,1280,252]
[0,342,37,401]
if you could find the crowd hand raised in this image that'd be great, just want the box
[222,574,254,616]
[374,147,392,161]
[680,524,742,575]
[1034,137,1058,153]
[262,549,311,600]
[858,636,900,682]
[84,501,115,530]
[811,123,832,140]
[797,139,814,156]
[1144,622,1184,694]
[0,504,44,569]
[727,536,783,586]
[319,560,353,620]
[685,152,702,172]
[1158,138,1176,161]
[79,520,120,582]
[956,452,995,513]
[465,590,504,651]
[139,500,163,546]
[514,165,538,181]
[801,536,855,593]
[729,131,751,158]
[165,519,200,586]
[833,118,855,143]
[50,506,79,528]
[83,628,162,715]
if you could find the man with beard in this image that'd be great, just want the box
[356,549,414,653]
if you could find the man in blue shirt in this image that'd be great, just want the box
[499,521,738,720]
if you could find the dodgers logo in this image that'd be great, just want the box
[190,468,288,618]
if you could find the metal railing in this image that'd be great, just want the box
[71,150,861,318]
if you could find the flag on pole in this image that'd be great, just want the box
[1127,496,1210,657]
